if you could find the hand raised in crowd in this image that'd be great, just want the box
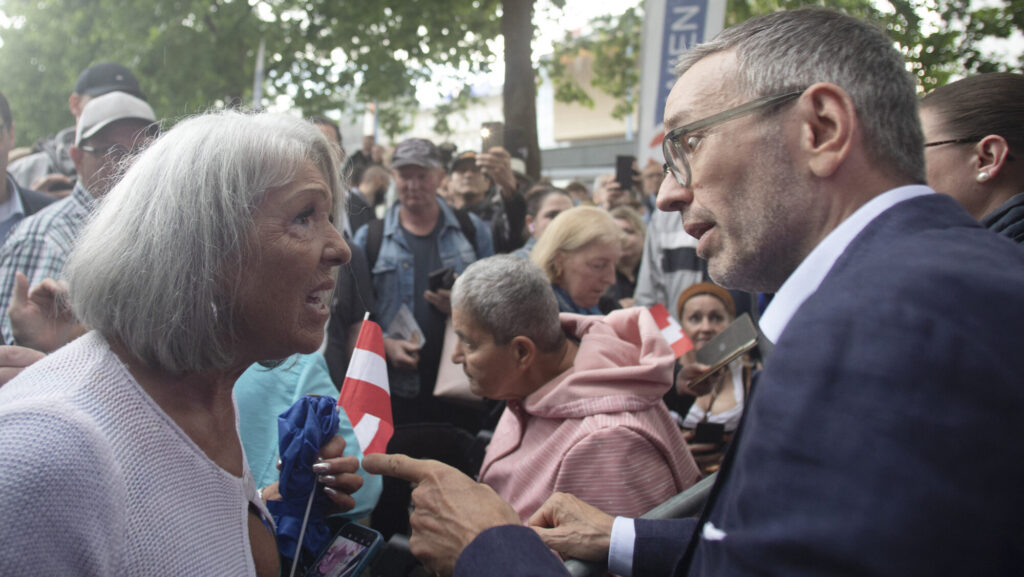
[528,492,615,562]
[674,349,724,397]
[261,433,364,514]
[0,345,45,386]
[423,287,452,316]
[363,453,520,577]
[9,272,85,353]
[29,173,75,197]
[383,336,420,370]
[477,146,517,194]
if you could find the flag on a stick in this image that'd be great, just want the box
[337,318,392,455]
[648,303,694,358]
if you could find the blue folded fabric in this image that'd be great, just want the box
[267,395,340,561]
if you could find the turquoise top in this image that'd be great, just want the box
[235,353,382,521]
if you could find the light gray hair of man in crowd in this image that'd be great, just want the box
[450,255,564,352]
[676,7,925,185]
[66,110,344,374]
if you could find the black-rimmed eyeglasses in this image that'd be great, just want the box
[662,89,806,189]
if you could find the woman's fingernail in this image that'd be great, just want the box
[323,486,340,496]
[312,462,330,473]
[319,475,337,484]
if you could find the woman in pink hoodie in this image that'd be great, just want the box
[450,256,701,522]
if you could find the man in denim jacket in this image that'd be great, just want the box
[352,138,493,430]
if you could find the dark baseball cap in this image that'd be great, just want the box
[74,62,145,100]
[449,151,479,173]
[391,138,442,170]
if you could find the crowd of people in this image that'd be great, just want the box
[0,5,1023,577]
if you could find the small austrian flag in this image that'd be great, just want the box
[648,303,694,358]
[337,318,393,455]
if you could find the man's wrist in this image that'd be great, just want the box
[608,516,636,577]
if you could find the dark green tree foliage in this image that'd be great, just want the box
[0,0,509,145]
[545,0,1024,119]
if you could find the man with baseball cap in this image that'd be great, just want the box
[0,91,157,349]
[353,138,494,430]
[448,146,528,254]
[8,62,145,195]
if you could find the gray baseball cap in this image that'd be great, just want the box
[75,91,156,145]
[391,138,442,170]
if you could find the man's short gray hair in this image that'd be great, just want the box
[67,110,343,374]
[451,255,564,352]
[676,8,924,184]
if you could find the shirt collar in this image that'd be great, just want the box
[759,185,933,343]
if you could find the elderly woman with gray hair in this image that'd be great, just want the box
[0,111,361,576]
[449,255,700,521]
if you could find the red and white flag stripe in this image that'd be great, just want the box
[337,319,393,455]
[648,303,694,358]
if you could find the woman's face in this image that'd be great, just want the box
[615,217,643,263]
[234,160,350,361]
[680,294,731,350]
[920,107,978,210]
[531,193,574,240]
[556,241,622,308]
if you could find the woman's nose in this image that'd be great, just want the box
[323,226,351,267]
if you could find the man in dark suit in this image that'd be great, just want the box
[364,8,1024,576]
[0,91,55,242]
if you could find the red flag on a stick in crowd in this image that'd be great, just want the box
[337,318,393,455]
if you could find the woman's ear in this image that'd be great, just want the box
[511,336,536,368]
[973,134,1011,183]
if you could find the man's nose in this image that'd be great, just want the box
[656,174,693,213]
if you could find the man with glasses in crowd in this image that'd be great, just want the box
[0,91,157,350]
[361,8,1024,577]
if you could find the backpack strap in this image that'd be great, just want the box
[366,218,385,269]
[453,209,478,257]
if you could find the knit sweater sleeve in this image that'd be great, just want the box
[0,403,126,575]
[553,427,681,518]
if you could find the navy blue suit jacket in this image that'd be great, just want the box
[455,193,1024,577]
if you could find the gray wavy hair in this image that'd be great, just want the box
[676,7,925,184]
[451,255,564,352]
[67,110,343,374]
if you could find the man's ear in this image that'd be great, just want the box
[973,134,1011,182]
[69,145,84,169]
[68,93,83,118]
[510,336,536,368]
[796,82,856,178]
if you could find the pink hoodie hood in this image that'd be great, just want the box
[521,307,676,419]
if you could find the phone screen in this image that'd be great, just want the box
[306,524,382,577]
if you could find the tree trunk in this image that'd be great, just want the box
[502,0,541,181]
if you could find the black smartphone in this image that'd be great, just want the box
[690,313,759,389]
[428,266,455,292]
[481,121,504,152]
[691,421,726,445]
[304,522,383,577]
[615,155,636,191]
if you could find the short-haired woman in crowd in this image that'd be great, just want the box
[0,111,362,575]
[530,205,623,315]
[919,72,1024,243]
[674,282,755,474]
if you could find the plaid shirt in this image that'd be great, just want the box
[0,182,95,344]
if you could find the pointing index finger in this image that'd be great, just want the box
[362,453,432,483]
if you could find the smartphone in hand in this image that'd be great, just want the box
[304,522,383,577]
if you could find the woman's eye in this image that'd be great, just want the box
[295,208,314,225]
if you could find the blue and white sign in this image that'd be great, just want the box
[637,0,726,165]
